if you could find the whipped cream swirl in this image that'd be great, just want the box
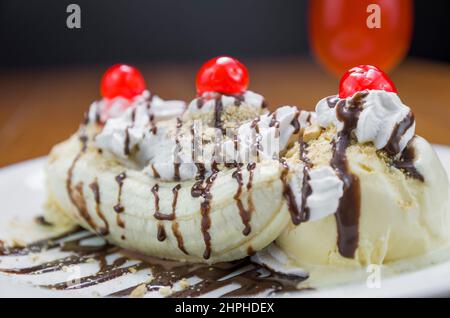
[316,90,415,155]
[87,91,185,125]
[251,244,307,277]
[288,165,344,222]
[94,93,186,161]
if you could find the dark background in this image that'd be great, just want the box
[0,0,449,69]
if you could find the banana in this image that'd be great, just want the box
[45,88,319,264]
[46,133,292,264]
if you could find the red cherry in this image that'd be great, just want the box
[100,64,146,99]
[338,65,397,98]
[196,56,249,95]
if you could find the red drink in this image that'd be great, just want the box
[309,0,413,76]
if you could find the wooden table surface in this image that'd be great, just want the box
[1,57,449,167]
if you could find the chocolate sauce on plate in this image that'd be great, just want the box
[0,226,308,297]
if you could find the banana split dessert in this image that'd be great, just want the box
[1,58,449,297]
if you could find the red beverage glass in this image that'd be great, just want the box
[309,0,413,76]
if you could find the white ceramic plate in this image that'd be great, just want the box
[1,145,450,298]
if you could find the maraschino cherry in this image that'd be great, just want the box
[196,56,249,95]
[101,64,146,100]
[338,65,397,99]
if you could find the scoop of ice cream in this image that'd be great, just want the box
[87,90,185,125]
[277,90,448,267]
[277,128,450,267]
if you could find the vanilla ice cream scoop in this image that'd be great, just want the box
[277,90,450,267]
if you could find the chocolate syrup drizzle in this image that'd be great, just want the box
[89,179,109,236]
[172,222,188,255]
[277,112,314,225]
[269,112,279,128]
[298,139,312,222]
[124,108,137,156]
[66,135,104,234]
[199,172,218,260]
[280,160,302,225]
[170,184,188,254]
[149,114,158,135]
[113,172,127,229]
[157,224,167,242]
[330,93,366,258]
[188,91,269,252]
[173,118,183,181]
[83,105,100,126]
[148,181,188,252]
[290,111,301,134]
[392,137,424,182]
[190,123,198,163]
[35,216,53,226]
[150,164,160,178]
[246,162,256,220]
[0,225,308,297]
[152,184,165,242]
[151,184,163,219]
[326,95,340,108]
[214,96,224,132]
[250,117,261,162]
[384,112,415,156]
[232,165,252,236]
